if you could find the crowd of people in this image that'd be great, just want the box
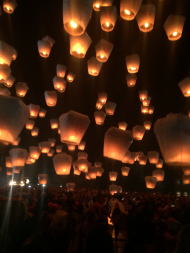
[0,186,190,253]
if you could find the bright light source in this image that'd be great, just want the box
[26,179,30,184]
[9,180,17,186]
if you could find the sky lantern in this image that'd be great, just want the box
[74,166,81,176]
[109,171,118,181]
[39,108,47,118]
[142,97,151,106]
[44,90,57,107]
[88,167,97,179]
[6,168,13,176]
[126,54,140,73]
[63,0,92,36]
[31,127,39,137]
[118,121,127,131]
[152,169,165,182]
[47,148,55,157]
[78,151,88,160]
[38,174,48,185]
[0,65,11,82]
[53,76,66,93]
[0,95,28,144]
[76,159,89,172]
[132,125,145,141]
[183,168,190,176]
[3,0,17,14]
[59,110,90,145]
[156,159,163,168]
[105,101,116,115]
[93,0,102,11]
[0,85,10,96]
[56,64,67,78]
[183,175,190,185]
[50,118,59,129]
[70,32,92,58]
[5,74,15,88]
[53,153,72,175]
[100,6,117,32]
[164,15,185,41]
[56,145,63,153]
[120,0,142,21]
[144,121,152,130]
[15,82,29,97]
[29,146,41,160]
[67,144,76,151]
[141,105,149,114]
[88,57,103,76]
[154,113,190,166]
[96,101,104,110]
[136,4,156,32]
[94,111,106,125]
[145,176,157,189]
[121,166,130,176]
[98,92,107,104]
[39,141,51,154]
[0,40,17,66]
[104,127,133,161]
[29,104,40,118]
[148,151,159,164]
[148,106,154,114]
[5,156,12,168]
[95,39,113,63]
[37,36,54,58]
[138,153,147,165]
[9,148,28,167]
[78,141,86,151]
[66,72,75,83]
[25,119,35,130]
[48,138,56,147]
[126,73,137,87]
[139,90,148,101]
[12,137,20,146]
[109,184,122,195]
[178,78,190,97]
[26,157,36,165]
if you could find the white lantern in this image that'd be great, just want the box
[109,171,118,181]
[25,119,35,130]
[98,92,107,104]
[178,78,190,97]
[126,54,140,73]
[0,40,17,66]
[118,121,127,131]
[39,108,47,118]
[50,119,59,129]
[78,141,86,151]
[66,72,75,83]
[9,148,28,167]
[38,174,48,185]
[145,176,157,189]
[15,82,29,97]
[53,76,66,93]
[44,90,57,107]
[148,151,159,164]
[100,6,117,32]
[126,73,137,87]
[152,169,165,182]
[95,39,113,63]
[132,125,145,141]
[28,104,40,118]
[53,153,72,175]
[105,101,116,115]
[37,36,55,58]
[164,15,185,41]
[121,166,130,176]
[56,64,67,78]
[29,146,41,160]
[136,4,156,32]
[88,57,103,76]
[94,111,106,125]
[39,141,51,154]
[120,0,142,21]
[31,127,39,137]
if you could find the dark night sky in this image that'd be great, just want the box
[0,0,190,191]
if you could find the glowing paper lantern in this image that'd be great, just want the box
[136,4,156,32]
[15,82,29,97]
[132,125,145,141]
[9,148,28,167]
[148,106,154,115]
[118,121,127,131]
[148,151,159,164]
[66,182,76,191]
[145,176,157,189]
[183,175,190,185]
[0,95,28,144]
[156,159,163,168]
[3,0,17,14]
[164,15,185,41]
[66,72,75,83]
[178,78,190,97]
[78,151,88,160]
[0,40,17,66]
[154,113,190,166]
[105,101,116,115]
[98,92,107,104]
[38,174,48,185]
[5,157,12,168]
[56,64,67,78]
[48,148,55,157]
[88,57,103,76]
[183,168,190,176]
[126,54,140,73]
[67,144,76,151]
[48,138,56,147]
[121,166,130,176]
[50,119,59,129]
[39,141,51,154]
[29,104,40,118]
[56,145,63,153]
[53,76,66,93]
[95,39,113,63]
[120,0,142,21]
[138,153,147,165]
[93,0,102,11]
[94,111,106,125]
[37,36,55,58]
[5,75,15,87]
[29,146,41,160]
[76,159,89,172]
[126,73,137,87]
[78,141,86,151]
[12,137,20,146]
[63,0,92,36]
[109,171,118,181]
[142,97,151,106]
[96,101,103,110]
[25,119,35,130]
[109,184,122,195]
[39,108,47,118]
[31,127,39,137]
[44,90,57,107]
[59,110,90,145]
[53,153,72,175]
[70,32,92,59]
[100,6,117,32]
[101,0,113,6]
[139,90,148,101]
[152,169,165,182]
[104,127,133,161]
[141,105,149,114]
[144,121,152,130]
[0,65,11,82]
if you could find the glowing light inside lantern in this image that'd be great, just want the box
[70,20,78,29]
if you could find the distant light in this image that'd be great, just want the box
[26,179,30,184]
[28,185,32,188]
[42,184,46,187]
[9,180,16,186]
[60,185,63,188]
[144,22,150,29]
